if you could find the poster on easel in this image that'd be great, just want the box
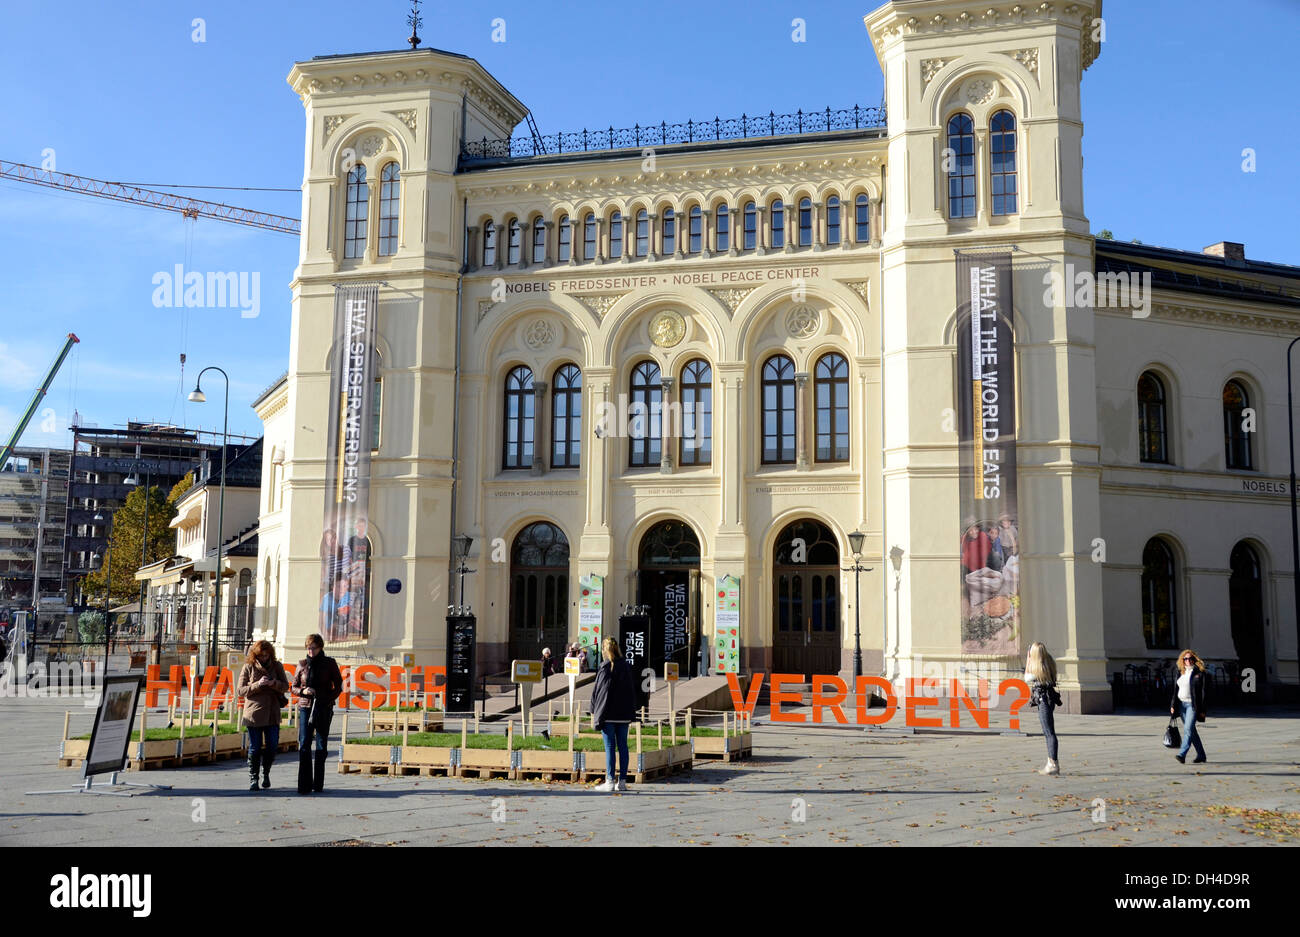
[714,574,740,674]
[85,674,144,777]
[577,574,603,659]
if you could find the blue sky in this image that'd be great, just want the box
[2,0,1296,451]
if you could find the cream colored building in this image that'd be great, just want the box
[254,0,1298,711]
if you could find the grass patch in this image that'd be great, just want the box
[346,732,688,752]
[1207,805,1300,842]
[74,724,244,742]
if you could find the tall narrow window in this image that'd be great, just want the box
[1223,380,1253,470]
[661,208,676,255]
[557,215,571,262]
[688,205,702,254]
[629,361,662,467]
[372,349,382,451]
[798,197,813,247]
[634,209,649,257]
[502,366,534,470]
[826,195,841,245]
[679,358,713,466]
[482,219,497,267]
[609,211,623,259]
[815,353,849,462]
[582,213,596,261]
[344,164,368,259]
[1141,538,1178,649]
[1138,371,1170,464]
[378,163,400,256]
[762,354,796,464]
[552,364,582,468]
[990,110,1018,216]
[770,199,785,249]
[531,216,546,264]
[506,218,521,265]
[715,204,729,253]
[947,113,976,218]
[743,201,757,250]
[855,194,870,242]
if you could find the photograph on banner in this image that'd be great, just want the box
[955,252,1019,656]
[714,574,741,673]
[319,283,378,643]
[577,573,603,656]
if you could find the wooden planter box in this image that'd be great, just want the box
[456,747,515,779]
[214,733,244,755]
[399,746,455,770]
[691,732,753,762]
[179,736,213,759]
[370,711,444,733]
[340,742,393,767]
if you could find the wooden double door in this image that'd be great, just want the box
[771,520,842,678]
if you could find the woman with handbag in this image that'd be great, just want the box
[589,636,637,793]
[237,640,290,792]
[1169,649,1208,764]
[1024,642,1063,775]
[291,633,344,795]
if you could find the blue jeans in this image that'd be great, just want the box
[247,724,279,759]
[601,722,630,782]
[298,709,332,754]
[1175,699,1205,760]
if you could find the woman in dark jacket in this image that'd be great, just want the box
[1169,649,1209,764]
[237,640,290,792]
[589,636,636,792]
[291,633,344,795]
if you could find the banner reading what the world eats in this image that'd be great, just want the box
[319,283,379,643]
[955,252,1019,655]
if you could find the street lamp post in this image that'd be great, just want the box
[1287,337,1300,683]
[889,546,905,682]
[453,534,474,612]
[189,367,229,672]
[846,530,871,679]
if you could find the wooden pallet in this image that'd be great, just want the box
[455,766,515,780]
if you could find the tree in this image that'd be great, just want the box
[1096,229,1114,240]
[83,482,181,606]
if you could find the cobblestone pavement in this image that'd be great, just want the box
[2,695,1296,846]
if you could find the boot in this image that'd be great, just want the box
[313,749,328,792]
[247,753,260,792]
[260,750,274,789]
[297,748,313,795]
[1038,759,1060,776]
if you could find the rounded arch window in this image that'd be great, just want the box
[1141,537,1178,650]
[1138,371,1170,463]
[1223,379,1253,470]
[344,164,369,258]
[946,113,975,219]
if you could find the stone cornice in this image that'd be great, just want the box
[1099,302,1300,333]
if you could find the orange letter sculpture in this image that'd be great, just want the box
[811,675,849,724]
[768,673,807,724]
[904,678,945,728]
[948,678,990,729]
[855,676,896,725]
[725,672,765,719]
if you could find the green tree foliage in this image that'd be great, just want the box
[77,611,105,643]
[1095,229,1114,240]
[83,481,183,606]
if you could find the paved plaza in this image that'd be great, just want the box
[1,694,1296,847]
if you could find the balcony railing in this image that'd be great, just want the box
[461,104,886,163]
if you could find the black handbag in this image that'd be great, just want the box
[1161,716,1181,749]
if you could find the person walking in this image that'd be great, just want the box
[1024,641,1063,775]
[589,636,636,793]
[1170,648,1208,764]
[291,633,344,795]
[237,640,290,792]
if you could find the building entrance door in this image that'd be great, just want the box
[508,522,569,662]
[1229,541,1267,690]
[637,520,701,674]
[772,520,841,678]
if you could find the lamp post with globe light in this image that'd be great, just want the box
[188,367,229,671]
[845,530,871,679]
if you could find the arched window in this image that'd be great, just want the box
[531,216,546,264]
[371,348,382,452]
[826,195,841,245]
[947,113,976,218]
[506,218,521,265]
[502,365,535,470]
[344,164,368,259]
[1138,371,1170,463]
[661,208,676,255]
[1141,538,1178,649]
[798,197,813,247]
[634,209,649,257]
[762,354,796,464]
[770,199,785,249]
[990,110,1018,216]
[482,219,497,267]
[629,360,662,467]
[743,201,757,250]
[582,213,596,261]
[688,205,702,254]
[815,352,849,462]
[1223,380,1253,470]
[609,210,623,259]
[715,204,730,253]
[378,163,400,256]
[557,215,571,262]
[552,364,582,469]
[854,194,870,242]
[679,358,713,466]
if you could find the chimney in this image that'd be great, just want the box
[1203,241,1245,263]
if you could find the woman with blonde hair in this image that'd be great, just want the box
[1169,649,1208,764]
[589,635,636,793]
[1024,642,1063,775]
[237,640,290,792]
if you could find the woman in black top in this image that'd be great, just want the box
[589,636,637,793]
[1169,649,1208,764]
[291,633,344,794]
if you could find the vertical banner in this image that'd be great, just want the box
[956,252,1019,655]
[714,574,741,674]
[577,574,603,657]
[319,283,379,643]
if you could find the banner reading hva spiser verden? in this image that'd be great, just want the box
[319,283,379,643]
[956,252,1019,655]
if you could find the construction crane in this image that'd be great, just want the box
[0,333,80,470]
[0,160,300,235]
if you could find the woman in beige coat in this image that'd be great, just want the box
[237,640,290,792]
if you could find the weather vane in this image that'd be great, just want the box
[407,0,422,49]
